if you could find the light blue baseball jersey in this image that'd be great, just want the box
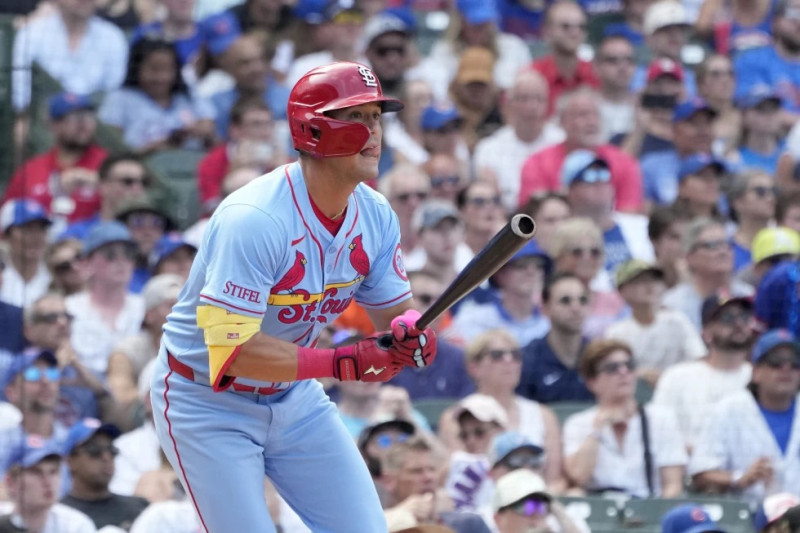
[162,161,411,391]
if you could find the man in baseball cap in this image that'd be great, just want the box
[636,1,695,95]
[747,227,800,283]
[488,431,545,479]
[361,11,413,98]
[661,503,726,533]
[676,153,727,219]
[0,199,53,307]
[493,469,582,533]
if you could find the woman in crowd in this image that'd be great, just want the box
[99,38,216,153]
[563,339,687,498]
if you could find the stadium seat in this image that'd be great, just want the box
[549,401,595,425]
[558,495,624,532]
[413,398,457,432]
[0,15,15,190]
[620,497,754,533]
[145,149,206,230]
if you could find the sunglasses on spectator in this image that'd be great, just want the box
[96,245,137,262]
[597,359,636,375]
[691,239,730,253]
[480,349,523,362]
[458,427,488,441]
[467,196,502,208]
[32,311,74,324]
[109,175,147,188]
[395,191,428,203]
[52,260,76,274]
[574,168,611,184]
[433,123,460,135]
[706,69,734,78]
[761,355,800,370]
[748,186,777,198]
[714,310,751,325]
[431,175,461,188]
[558,22,587,31]
[508,257,543,271]
[503,498,549,517]
[570,247,602,259]
[556,294,590,306]
[601,55,635,65]
[374,433,410,449]
[79,444,119,459]
[500,451,544,471]
[374,45,406,58]
[127,213,167,229]
[23,367,61,382]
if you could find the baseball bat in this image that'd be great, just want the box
[416,213,536,330]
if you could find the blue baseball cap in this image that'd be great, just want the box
[0,199,52,233]
[560,150,611,187]
[751,329,800,365]
[735,85,782,109]
[293,0,330,23]
[673,98,718,123]
[150,232,198,269]
[661,504,726,533]
[488,431,544,467]
[5,435,63,471]
[420,102,461,131]
[49,92,95,120]
[457,0,500,25]
[678,154,727,182]
[63,418,121,455]
[202,12,241,55]
[82,221,136,257]
[490,240,551,287]
[2,350,58,391]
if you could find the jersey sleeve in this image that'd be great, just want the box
[355,209,411,309]
[199,204,285,317]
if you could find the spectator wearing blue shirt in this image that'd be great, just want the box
[640,100,718,206]
[754,259,800,337]
[731,86,785,174]
[727,170,776,272]
[98,39,217,153]
[130,0,203,68]
[734,0,800,119]
[631,1,697,97]
[516,273,595,403]
[209,34,291,141]
[496,0,551,41]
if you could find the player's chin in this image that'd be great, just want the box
[356,152,381,180]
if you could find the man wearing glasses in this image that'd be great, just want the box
[61,418,148,531]
[60,153,151,242]
[362,11,413,100]
[493,469,583,533]
[690,330,800,503]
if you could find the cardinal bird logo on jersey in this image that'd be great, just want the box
[349,235,370,277]
[271,250,307,293]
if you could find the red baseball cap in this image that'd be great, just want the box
[647,58,684,83]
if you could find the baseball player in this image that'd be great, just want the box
[149,62,437,533]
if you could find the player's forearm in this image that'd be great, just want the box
[229,332,302,382]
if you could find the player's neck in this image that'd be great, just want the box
[300,158,354,220]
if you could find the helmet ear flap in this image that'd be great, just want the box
[292,115,370,158]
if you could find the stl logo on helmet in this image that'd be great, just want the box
[358,66,378,88]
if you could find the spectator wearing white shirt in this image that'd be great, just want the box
[0,437,96,533]
[66,222,145,375]
[12,0,128,111]
[0,200,52,308]
[653,294,754,451]
[605,260,706,387]
[563,339,687,498]
[473,69,565,211]
[690,329,800,504]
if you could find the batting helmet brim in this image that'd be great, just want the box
[317,94,404,115]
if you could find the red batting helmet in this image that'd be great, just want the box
[288,61,404,158]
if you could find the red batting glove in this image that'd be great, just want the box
[389,309,437,368]
[331,336,404,382]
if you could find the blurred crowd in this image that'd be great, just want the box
[2,0,800,531]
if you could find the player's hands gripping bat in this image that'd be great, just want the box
[331,336,404,382]
[389,309,437,368]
